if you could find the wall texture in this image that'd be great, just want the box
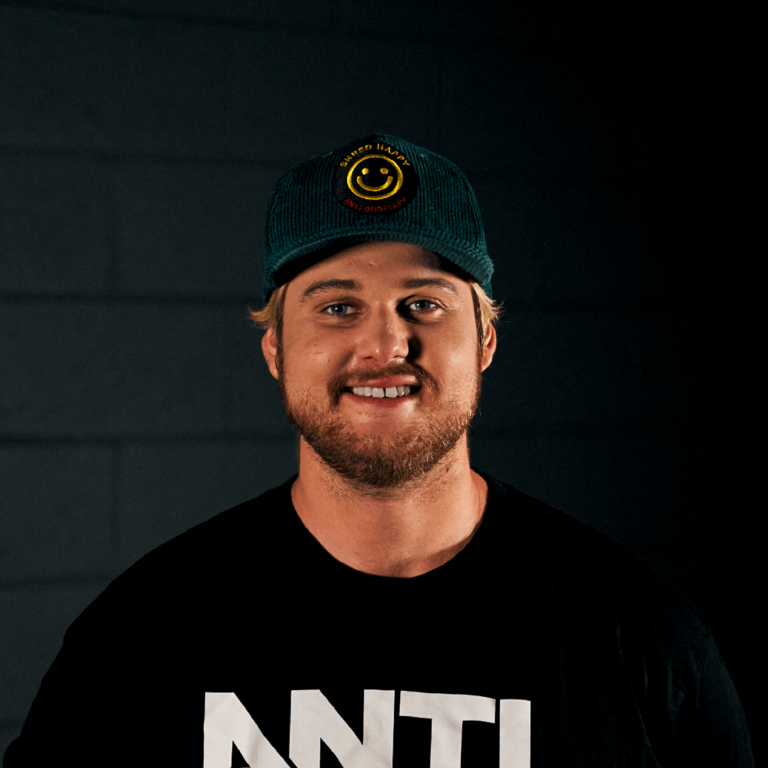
[1,0,755,759]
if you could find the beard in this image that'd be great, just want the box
[277,356,482,489]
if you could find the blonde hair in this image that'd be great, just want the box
[249,281,500,342]
[250,284,287,332]
[469,281,502,339]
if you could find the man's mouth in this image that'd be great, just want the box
[346,385,419,399]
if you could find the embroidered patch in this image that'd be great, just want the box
[333,136,418,215]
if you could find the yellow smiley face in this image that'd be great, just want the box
[346,155,404,200]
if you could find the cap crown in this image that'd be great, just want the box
[263,134,492,301]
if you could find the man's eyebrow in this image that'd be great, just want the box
[401,277,460,294]
[300,279,362,301]
[299,276,460,302]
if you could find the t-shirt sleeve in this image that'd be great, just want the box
[4,625,120,765]
[663,630,754,767]
[3,567,201,766]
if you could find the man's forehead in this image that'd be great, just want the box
[286,248,466,304]
[285,242,470,301]
[298,275,462,304]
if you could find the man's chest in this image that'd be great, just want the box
[204,687,530,768]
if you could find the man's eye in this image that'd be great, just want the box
[407,300,438,312]
[323,303,352,316]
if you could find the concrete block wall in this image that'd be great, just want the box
[1,0,755,758]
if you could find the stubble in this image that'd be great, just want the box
[277,356,482,490]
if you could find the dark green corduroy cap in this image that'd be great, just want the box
[262,134,493,302]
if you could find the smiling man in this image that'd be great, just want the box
[261,241,495,578]
[5,135,753,767]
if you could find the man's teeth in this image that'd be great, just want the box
[351,386,412,398]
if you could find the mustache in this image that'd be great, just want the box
[329,361,437,402]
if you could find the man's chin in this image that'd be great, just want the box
[307,437,457,489]
[281,379,480,489]
[293,417,471,489]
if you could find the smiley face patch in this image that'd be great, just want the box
[333,136,418,215]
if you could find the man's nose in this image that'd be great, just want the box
[356,309,411,364]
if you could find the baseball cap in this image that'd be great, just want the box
[262,134,493,302]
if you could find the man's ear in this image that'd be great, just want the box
[261,328,280,381]
[480,323,497,373]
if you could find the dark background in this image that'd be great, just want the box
[1,0,756,760]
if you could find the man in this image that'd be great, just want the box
[5,135,753,766]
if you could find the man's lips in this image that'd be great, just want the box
[345,377,420,389]
[342,375,422,401]
[332,365,430,405]
[346,384,418,399]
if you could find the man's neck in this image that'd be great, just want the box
[290,436,488,578]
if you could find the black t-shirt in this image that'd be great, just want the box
[4,473,754,767]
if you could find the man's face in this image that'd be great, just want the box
[261,242,496,488]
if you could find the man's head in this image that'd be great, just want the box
[254,136,499,489]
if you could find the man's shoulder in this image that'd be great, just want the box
[135,475,296,569]
[485,472,683,586]
[482,472,712,653]
[68,476,298,634]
